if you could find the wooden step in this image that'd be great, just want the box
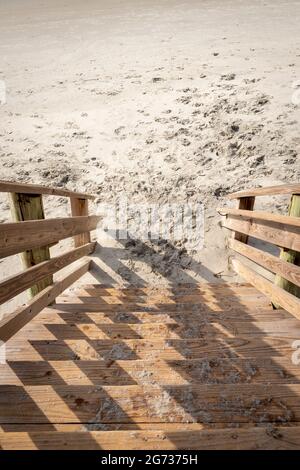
[1,357,300,386]
[0,384,300,424]
[1,426,300,450]
[13,319,300,341]
[5,335,297,361]
[36,307,292,324]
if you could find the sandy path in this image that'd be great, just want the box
[0,0,299,315]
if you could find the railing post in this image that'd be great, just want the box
[233,196,255,244]
[273,193,300,307]
[9,192,52,298]
[70,197,91,247]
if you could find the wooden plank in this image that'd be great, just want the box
[36,307,292,324]
[274,194,300,304]
[229,238,300,288]
[0,215,100,259]
[70,198,91,247]
[0,383,300,424]
[5,335,297,361]
[9,192,52,297]
[227,184,300,200]
[223,216,300,251]
[233,196,255,243]
[16,319,300,341]
[232,259,300,319]
[52,294,271,312]
[1,357,300,386]
[0,259,91,343]
[0,243,96,305]
[219,208,300,228]
[0,180,94,199]
[2,426,300,450]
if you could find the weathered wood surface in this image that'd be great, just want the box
[0,215,100,259]
[11,319,300,341]
[1,357,300,386]
[9,192,52,297]
[0,243,96,305]
[5,335,298,361]
[0,259,90,342]
[219,208,300,228]
[1,282,300,449]
[223,216,300,251]
[227,184,300,200]
[274,194,300,303]
[70,198,91,247]
[0,180,94,199]
[232,259,300,319]
[229,238,300,288]
[1,383,300,424]
[233,196,255,243]
[1,426,300,450]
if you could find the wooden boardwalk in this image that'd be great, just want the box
[1,282,300,450]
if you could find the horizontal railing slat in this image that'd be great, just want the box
[0,258,90,343]
[0,242,96,305]
[229,239,300,288]
[219,208,300,228]
[227,184,300,200]
[0,180,94,200]
[0,216,101,259]
[223,216,300,251]
[232,259,300,319]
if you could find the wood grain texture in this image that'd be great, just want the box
[232,259,300,319]
[229,238,300,288]
[0,383,300,424]
[5,335,298,361]
[274,194,300,303]
[0,180,94,199]
[9,192,52,297]
[1,426,300,450]
[219,208,300,228]
[233,196,255,243]
[0,259,90,342]
[70,198,91,247]
[0,215,100,259]
[223,215,300,251]
[227,184,300,200]
[1,280,300,449]
[1,357,300,386]
[0,243,96,305]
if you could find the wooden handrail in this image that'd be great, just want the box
[218,208,300,228]
[227,183,300,200]
[223,216,300,251]
[220,183,300,318]
[0,242,96,305]
[229,239,300,288]
[232,259,300,319]
[0,215,101,259]
[0,180,95,200]
[0,258,91,342]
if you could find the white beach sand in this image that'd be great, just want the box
[0,0,299,315]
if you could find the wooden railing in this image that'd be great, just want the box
[219,183,300,319]
[0,180,100,342]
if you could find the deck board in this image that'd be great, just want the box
[1,283,300,449]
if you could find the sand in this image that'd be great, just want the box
[0,0,299,315]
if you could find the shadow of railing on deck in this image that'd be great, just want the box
[2,239,300,448]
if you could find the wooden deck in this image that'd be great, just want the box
[1,282,300,450]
